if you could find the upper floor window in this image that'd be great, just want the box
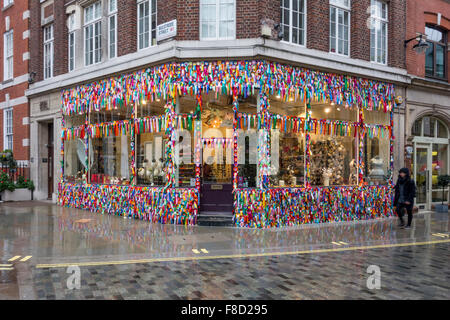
[137,0,157,50]
[200,0,235,40]
[43,24,54,79]
[68,14,76,72]
[3,30,13,80]
[108,0,117,58]
[281,0,306,46]
[3,0,13,8]
[370,0,388,64]
[425,25,447,79]
[329,0,350,56]
[3,108,13,151]
[84,1,102,66]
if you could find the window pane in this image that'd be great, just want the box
[90,135,132,185]
[364,135,390,185]
[432,143,449,190]
[436,44,445,78]
[425,43,434,77]
[64,139,86,183]
[136,132,167,186]
[412,119,422,136]
[423,117,435,137]
[425,26,444,43]
[311,102,357,122]
[437,120,448,138]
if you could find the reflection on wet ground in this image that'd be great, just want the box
[0,201,449,265]
[0,201,449,299]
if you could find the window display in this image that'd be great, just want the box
[63,138,85,183]
[311,102,357,122]
[90,134,132,185]
[364,135,390,185]
[136,132,166,186]
[309,134,357,186]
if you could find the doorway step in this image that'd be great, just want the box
[197,211,234,227]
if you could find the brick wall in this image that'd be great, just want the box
[388,0,406,69]
[351,0,370,61]
[118,0,137,56]
[176,0,199,40]
[54,0,68,76]
[406,0,450,81]
[307,0,329,52]
[0,1,30,160]
[30,0,43,82]
[236,0,259,39]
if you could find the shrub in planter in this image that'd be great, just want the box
[0,172,15,192]
[15,176,35,191]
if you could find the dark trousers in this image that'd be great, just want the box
[397,203,413,226]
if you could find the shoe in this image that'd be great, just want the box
[404,225,411,229]
[398,222,405,228]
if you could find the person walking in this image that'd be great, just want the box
[393,168,416,229]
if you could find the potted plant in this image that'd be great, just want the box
[435,175,450,213]
[0,174,34,202]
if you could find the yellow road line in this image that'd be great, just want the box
[0,264,12,267]
[8,256,21,262]
[192,249,200,254]
[36,239,450,269]
[201,249,209,254]
[339,241,348,245]
[0,267,14,271]
[20,256,32,262]
[331,242,341,246]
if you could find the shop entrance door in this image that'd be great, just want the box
[414,144,431,210]
[200,143,233,214]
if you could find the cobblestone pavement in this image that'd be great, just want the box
[0,202,449,300]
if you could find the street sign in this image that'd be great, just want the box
[157,20,177,42]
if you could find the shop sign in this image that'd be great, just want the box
[157,20,177,41]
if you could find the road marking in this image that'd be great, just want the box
[331,242,341,246]
[36,238,450,269]
[338,241,348,245]
[192,249,200,254]
[20,256,32,262]
[432,233,449,238]
[0,264,13,267]
[8,256,21,262]
[0,267,14,271]
[201,249,209,254]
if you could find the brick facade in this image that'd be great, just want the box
[406,0,450,82]
[0,1,30,161]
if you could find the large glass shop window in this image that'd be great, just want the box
[237,95,258,188]
[201,92,234,184]
[90,104,133,124]
[309,133,357,186]
[364,109,390,126]
[268,95,306,187]
[64,138,86,183]
[363,135,390,185]
[432,143,448,196]
[310,101,357,122]
[90,134,133,185]
[65,114,86,128]
[136,132,166,186]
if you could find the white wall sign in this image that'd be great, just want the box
[157,20,177,41]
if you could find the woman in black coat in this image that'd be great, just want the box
[393,168,416,229]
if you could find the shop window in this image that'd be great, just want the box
[237,128,257,188]
[363,135,390,185]
[175,129,196,187]
[178,95,201,115]
[90,134,132,185]
[412,118,422,136]
[309,133,357,186]
[137,99,165,118]
[268,95,305,187]
[90,105,133,124]
[432,143,448,190]
[136,132,166,186]
[422,117,436,137]
[364,109,390,126]
[310,102,357,122]
[64,139,86,183]
[437,120,448,138]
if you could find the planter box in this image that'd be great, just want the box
[1,189,32,201]
[434,204,448,213]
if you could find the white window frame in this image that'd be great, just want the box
[68,14,76,72]
[329,0,351,57]
[137,0,157,50]
[3,0,13,8]
[281,0,307,47]
[370,0,388,65]
[3,108,13,151]
[3,30,13,81]
[200,0,236,41]
[43,24,54,79]
[84,1,102,66]
[108,0,117,59]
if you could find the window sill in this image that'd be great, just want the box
[2,78,13,85]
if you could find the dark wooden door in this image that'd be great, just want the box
[200,182,233,213]
[47,123,54,199]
